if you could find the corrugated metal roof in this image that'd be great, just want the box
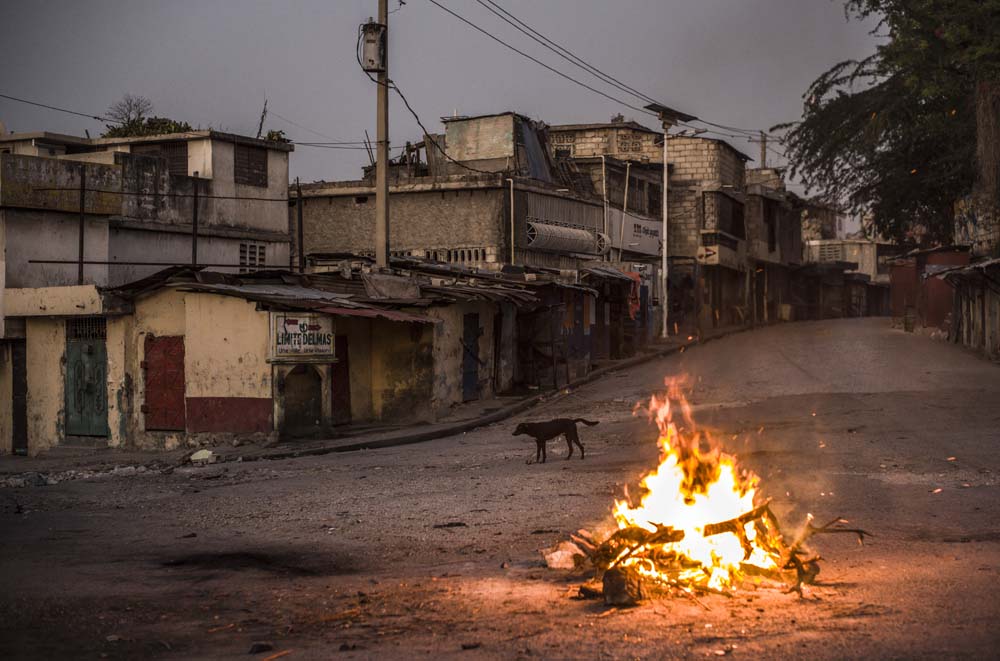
[315,306,436,324]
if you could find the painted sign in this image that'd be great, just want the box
[607,209,661,256]
[272,313,334,356]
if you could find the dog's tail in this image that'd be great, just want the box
[574,418,600,426]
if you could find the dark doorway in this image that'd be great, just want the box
[283,365,322,435]
[11,341,28,455]
[65,318,109,438]
[332,335,351,425]
[143,336,186,430]
[462,313,481,402]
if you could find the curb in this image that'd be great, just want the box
[243,325,751,462]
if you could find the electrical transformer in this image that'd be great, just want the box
[360,20,387,73]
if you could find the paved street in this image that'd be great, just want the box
[2,318,999,659]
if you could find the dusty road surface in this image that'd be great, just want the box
[2,318,999,659]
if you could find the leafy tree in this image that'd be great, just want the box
[102,94,193,138]
[776,0,1000,244]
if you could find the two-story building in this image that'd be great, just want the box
[1,129,293,454]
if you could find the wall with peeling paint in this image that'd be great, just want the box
[370,319,435,422]
[24,318,65,456]
[427,302,497,411]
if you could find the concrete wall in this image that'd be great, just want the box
[24,318,65,455]
[300,188,505,259]
[206,140,289,233]
[550,126,661,163]
[183,294,272,435]
[4,285,103,317]
[426,301,496,411]
[108,227,289,286]
[4,209,111,287]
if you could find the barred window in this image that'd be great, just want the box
[239,242,266,273]
[131,141,188,176]
[234,144,268,187]
[66,317,107,340]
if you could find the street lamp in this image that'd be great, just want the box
[644,103,697,338]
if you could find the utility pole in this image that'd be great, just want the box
[191,173,199,266]
[296,177,305,272]
[644,103,697,338]
[374,0,390,269]
[748,130,768,168]
[78,164,86,285]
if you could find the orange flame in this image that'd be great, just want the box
[613,378,781,591]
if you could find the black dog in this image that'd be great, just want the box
[512,418,599,463]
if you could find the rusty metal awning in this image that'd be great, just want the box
[315,306,435,324]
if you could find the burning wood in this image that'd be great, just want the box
[569,379,870,602]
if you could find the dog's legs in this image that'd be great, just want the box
[541,440,547,463]
[566,429,585,460]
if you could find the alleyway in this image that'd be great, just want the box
[2,319,999,659]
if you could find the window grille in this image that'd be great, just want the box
[234,144,268,187]
[66,317,106,340]
[132,141,188,176]
[239,243,266,273]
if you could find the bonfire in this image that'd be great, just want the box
[568,378,868,603]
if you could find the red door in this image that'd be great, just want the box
[144,336,186,430]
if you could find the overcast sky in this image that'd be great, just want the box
[0,0,880,187]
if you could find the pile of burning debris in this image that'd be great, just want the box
[545,379,869,605]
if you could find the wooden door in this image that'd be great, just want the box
[143,336,186,431]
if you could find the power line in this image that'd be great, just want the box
[388,79,497,175]
[426,0,657,119]
[476,0,661,109]
[0,92,118,124]
[450,2,784,141]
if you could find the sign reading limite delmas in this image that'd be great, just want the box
[272,313,335,356]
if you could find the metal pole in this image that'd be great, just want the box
[600,155,608,262]
[374,0,390,269]
[618,160,630,261]
[660,122,673,338]
[78,164,86,285]
[191,173,199,266]
[506,177,515,265]
[297,177,305,272]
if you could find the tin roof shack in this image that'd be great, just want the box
[307,255,606,395]
[802,238,897,318]
[743,170,804,323]
[0,129,292,292]
[937,258,1000,359]
[0,268,442,455]
[888,246,971,330]
[792,261,857,320]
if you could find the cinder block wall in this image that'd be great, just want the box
[298,188,505,259]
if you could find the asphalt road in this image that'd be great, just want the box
[2,318,999,659]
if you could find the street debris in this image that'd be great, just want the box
[190,449,217,465]
[248,641,274,654]
[541,540,586,570]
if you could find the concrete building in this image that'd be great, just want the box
[0,129,294,454]
[0,129,293,289]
